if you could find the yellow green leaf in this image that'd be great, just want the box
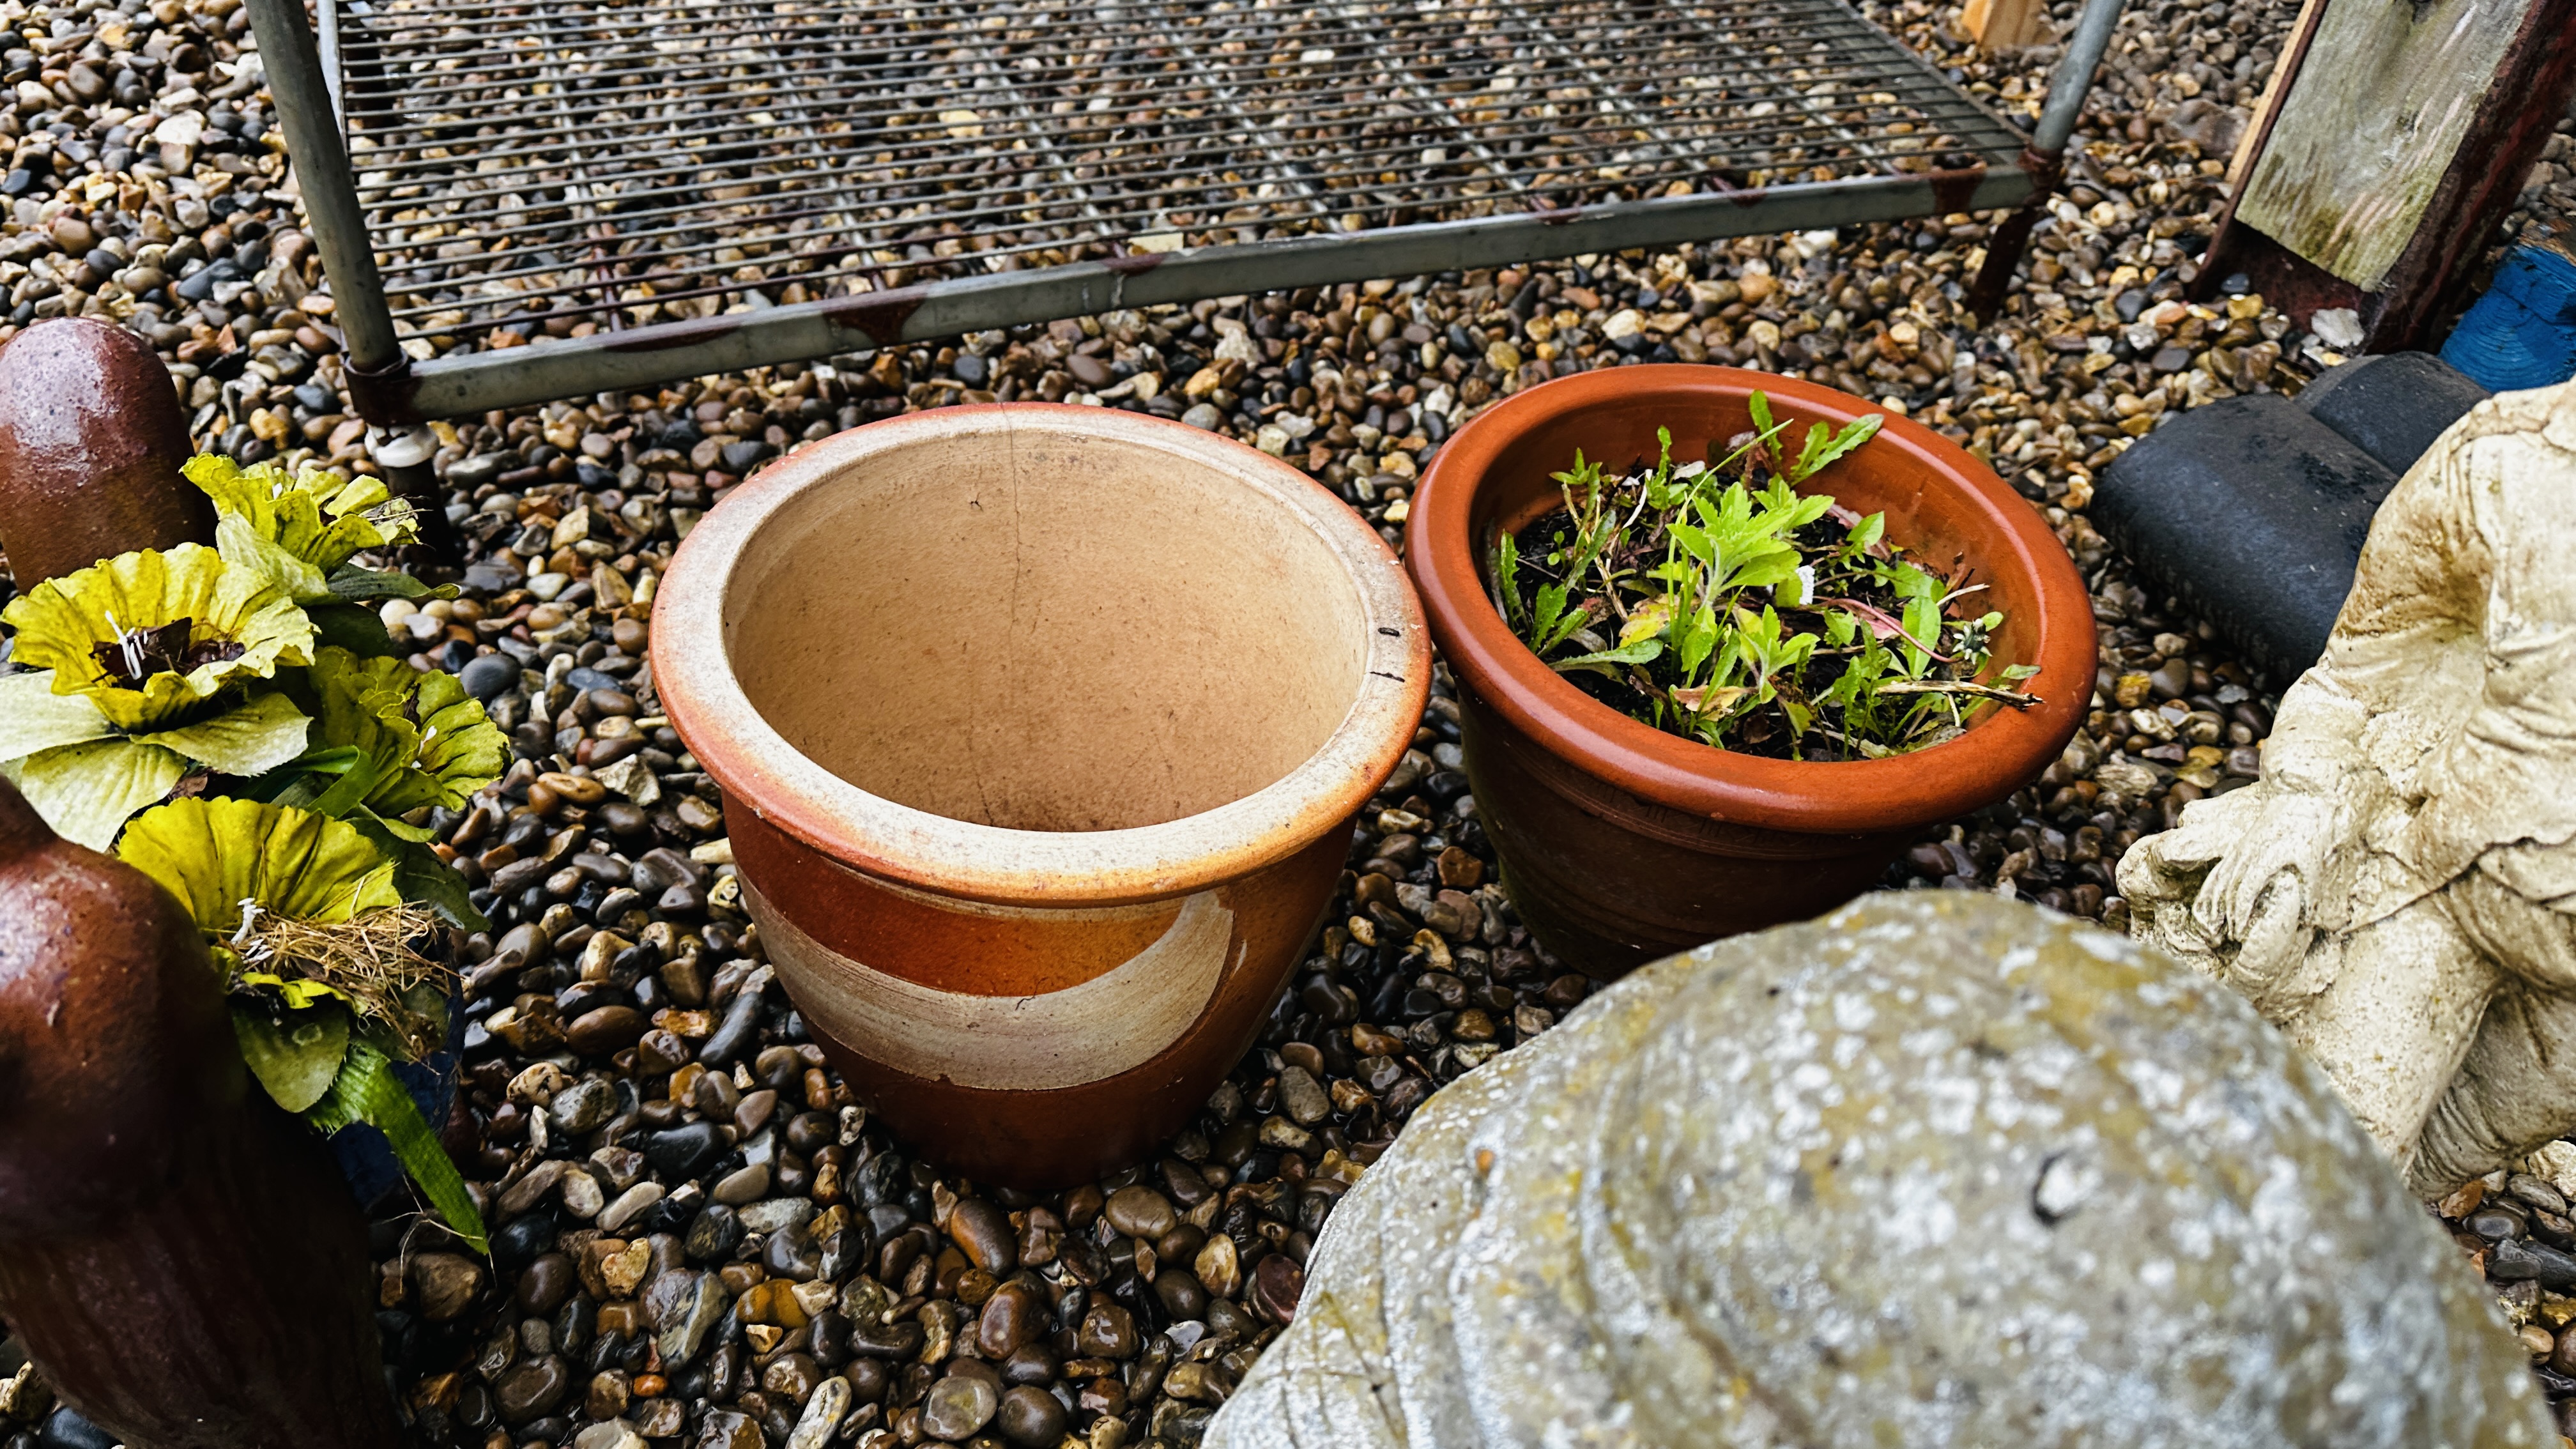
[115,795,399,937]
[0,670,114,760]
[216,510,332,604]
[133,689,312,777]
[4,737,188,850]
[306,1038,487,1252]
[231,1000,351,1112]
[1619,595,1678,647]
[1,544,315,729]
[186,453,418,576]
[309,647,507,815]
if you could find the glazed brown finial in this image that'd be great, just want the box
[0,777,403,1448]
[0,316,211,586]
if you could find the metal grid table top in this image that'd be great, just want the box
[329,0,2029,355]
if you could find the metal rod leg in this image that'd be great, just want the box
[244,0,462,564]
[1964,0,2129,321]
[368,424,462,571]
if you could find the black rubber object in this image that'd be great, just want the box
[2092,394,2399,688]
[2294,350,2490,477]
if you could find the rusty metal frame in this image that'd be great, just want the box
[248,0,2119,428]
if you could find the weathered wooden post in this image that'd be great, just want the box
[2199,0,2576,349]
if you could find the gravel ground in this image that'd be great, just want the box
[2,0,2575,1446]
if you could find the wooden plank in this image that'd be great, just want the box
[2232,0,2529,291]
[1961,0,2049,52]
[2364,0,2576,348]
[2225,0,2326,188]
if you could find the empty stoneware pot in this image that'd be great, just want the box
[654,405,1427,1186]
[1408,366,2094,979]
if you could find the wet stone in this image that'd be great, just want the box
[694,1407,765,1449]
[1077,1301,1140,1359]
[712,1163,771,1205]
[647,1121,728,1181]
[494,1354,572,1423]
[686,1204,744,1261]
[569,1005,648,1057]
[921,1374,1000,1441]
[412,1252,487,1322]
[995,1384,1068,1448]
[551,1077,618,1133]
[517,1253,577,1315]
[1104,1186,1177,1241]
[948,1197,1018,1275]
[1278,1066,1331,1125]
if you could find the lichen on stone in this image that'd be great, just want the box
[1208,893,2549,1449]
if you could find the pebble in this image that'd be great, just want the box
[921,1374,1000,1440]
[645,1121,727,1181]
[574,1422,647,1449]
[1103,1185,1177,1240]
[460,652,519,702]
[996,1384,1068,1446]
[410,1252,486,1322]
[598,1182,666,1233]
[494,1354,572,1423]
[947,1196,1017,1275]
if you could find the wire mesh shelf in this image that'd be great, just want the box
[250,0,2069,418]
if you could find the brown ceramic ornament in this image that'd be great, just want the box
[654,406,1427,1186]
[1407,366,2096,978]
[0,316,210,586]
[0,777,402,1449]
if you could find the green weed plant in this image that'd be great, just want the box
[1492,392,2038,759]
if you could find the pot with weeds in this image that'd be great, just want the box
[1409,366,2094,977]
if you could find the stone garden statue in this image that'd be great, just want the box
[2123,379,2576,1196]
[1204,894,2547,1449]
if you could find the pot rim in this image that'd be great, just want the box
[1407,364,2094,834]
[651,403,1430,908]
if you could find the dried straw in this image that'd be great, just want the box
[231,903,454,1060]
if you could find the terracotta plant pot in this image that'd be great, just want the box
[654,405,1426,1186]
[1408,365,2094,979]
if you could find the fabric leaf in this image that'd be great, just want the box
[348,810,490,932]
[114,796,400,937]
[327,564,454,604]
[185,453,418,573]
[231,1000,352,1113]
[305,602,404,659]
[215,510,332,604]
[135,689,313,778]
[306,1037,487,1253]
[0,670,115,761]
[4,738,187,850]
[309,647,507,816]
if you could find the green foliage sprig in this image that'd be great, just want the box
[0,454,495,1250]
[1492,395,2040,759]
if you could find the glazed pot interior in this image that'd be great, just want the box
[720,422,1371,832]
[1473,385,2044,711]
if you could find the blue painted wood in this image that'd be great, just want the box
[2441,245,2576,391]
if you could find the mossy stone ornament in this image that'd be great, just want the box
[1210,894,2550,1449]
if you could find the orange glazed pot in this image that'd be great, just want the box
[1409,366,2094,979]
[654,406,1427,1187]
